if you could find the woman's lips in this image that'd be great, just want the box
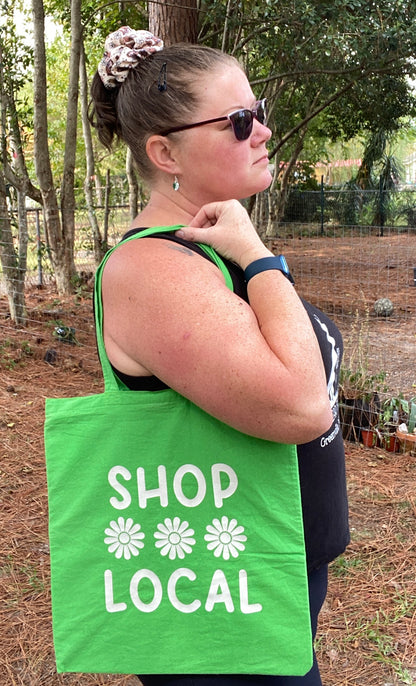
[254,154,270,165]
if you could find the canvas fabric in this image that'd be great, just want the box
[44,226,312,676]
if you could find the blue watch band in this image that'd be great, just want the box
[244,255,294,284]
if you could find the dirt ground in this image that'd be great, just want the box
[0,233,415,685]
[280,231,416,397]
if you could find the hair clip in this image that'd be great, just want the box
[158,62,167,92]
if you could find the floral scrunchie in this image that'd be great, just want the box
[98,26,164,89]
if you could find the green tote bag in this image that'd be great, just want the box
[44,226,312,676]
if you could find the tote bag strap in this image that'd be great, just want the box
[94,225,235,391]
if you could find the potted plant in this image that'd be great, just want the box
[339,367,386,444]
[361,425,381,448]
[339,308,387,446]
[393,396,416,451]
[378,395,416,452]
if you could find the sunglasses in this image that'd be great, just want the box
[159,98,267,141]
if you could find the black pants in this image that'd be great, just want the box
[138,565,328,686]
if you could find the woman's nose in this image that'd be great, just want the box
[251,119,272,144]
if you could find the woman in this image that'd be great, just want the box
[90,26,349,686]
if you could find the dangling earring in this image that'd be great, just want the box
[173,175,180,192]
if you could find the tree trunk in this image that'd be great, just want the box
[103,170,111,249]
[148,0,198,45]
[6,84,43,206]
[266,131,307,237]
[60,0,82,280]
[265,161,281,238]
[0,175,26,324]
[0,40,27,324]
[32,0,74,294]
[126,148,139,223]
[253,192,268,241]
[32,0,66,292]
[80,41,107,264]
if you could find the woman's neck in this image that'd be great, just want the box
[130,189,199,230]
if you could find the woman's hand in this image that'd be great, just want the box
[176,199,272,269]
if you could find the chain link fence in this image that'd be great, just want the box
[280,186,416,234]
[14,187,416,289]
[1,188,415,449]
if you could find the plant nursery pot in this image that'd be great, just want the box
[396,429,416,452]
[383,434,401,452]
[361,429,378,447]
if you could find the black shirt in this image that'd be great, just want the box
[111,229,350,572]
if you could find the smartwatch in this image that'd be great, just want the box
[244,255,294,284]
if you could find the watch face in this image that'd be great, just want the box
[279,255,289,274]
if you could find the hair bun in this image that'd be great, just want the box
[98,26,164,89]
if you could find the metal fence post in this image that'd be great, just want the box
[35,208,43,287]
[379,181,385,237]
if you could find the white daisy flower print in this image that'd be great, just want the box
[154,517,195,560]
[205,516,247,560]
[104,516,145,560]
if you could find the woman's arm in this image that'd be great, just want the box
[102,201,333,444]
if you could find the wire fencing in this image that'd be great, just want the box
[280,185,416,235]
[1,189,415,449]
[10,186,416,288]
